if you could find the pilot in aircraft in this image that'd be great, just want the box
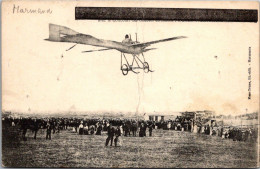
[122,34,133,45]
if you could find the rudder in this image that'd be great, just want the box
[46,24,79,42]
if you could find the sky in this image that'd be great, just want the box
[2,1,259,116]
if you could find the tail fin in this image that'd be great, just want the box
[45,24,79,42]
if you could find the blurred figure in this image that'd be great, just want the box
[89,125,95,135]
[131,121,138,137]
[96,124,102,135]
[46,121,52,140]
[114,125,123,147]
[79,121,84,135]
[105,123,115,146]
[123,122,130,137]
[139,123,145,137]
[21,118,28,141]
[143,122,147,137]
[148,123,153,136]
[167,121,171,130]
[83,124,89,135]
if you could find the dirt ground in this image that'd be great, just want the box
[2,127,258,168]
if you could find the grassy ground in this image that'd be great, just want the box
[2,127,258,168]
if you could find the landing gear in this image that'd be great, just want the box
[121,64,129,76]
[120,52,153,75]
[143,62,149,73]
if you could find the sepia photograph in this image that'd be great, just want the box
[1,1,259,168]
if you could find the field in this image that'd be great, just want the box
[2,127,258,168]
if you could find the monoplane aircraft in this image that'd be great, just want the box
[45,24,186,75]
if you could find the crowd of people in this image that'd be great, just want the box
[2,117,156,146]
[2,115,258,146]
[155,116,258,142]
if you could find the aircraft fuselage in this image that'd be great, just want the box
[118,46,143,55]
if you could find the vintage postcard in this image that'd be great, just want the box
[1,0,259,168]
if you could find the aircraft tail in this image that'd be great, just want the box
[45,24,79,42]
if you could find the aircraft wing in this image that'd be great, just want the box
[131,36,187,48]
[45,24,129,52]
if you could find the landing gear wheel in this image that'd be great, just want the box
[143,62,149,73]
[121,64,129,76]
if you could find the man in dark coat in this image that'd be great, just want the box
[21,118,28,141]
[114,125,122,147]
[148,124,153,136]
[105,124,115,146]
[96,124,102,135]
[143,122,147,136]
[139,123,145,137]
